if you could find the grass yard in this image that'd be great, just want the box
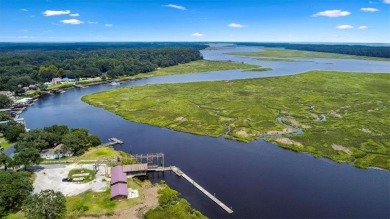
[66,178,147,218]
[83,71,390,170]
[228,48,390,61]
[68,168,96,183]
[0,134,13,150]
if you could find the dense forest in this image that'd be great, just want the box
[236,43,390,58]
[0,43,207,91]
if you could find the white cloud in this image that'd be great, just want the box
[163,4,186,10]
[20,9,28,12]
[358,26,368,30]
[228,23,247,28]
[361,7,379,12]
[43,10,71,16]
[70,13,80,17]
[88,21,98,24]
[60,19,83,25]
[105,24,113,27]
[192,32,204,37]
[384,0,390,4]
[337,24,354,29]
[313,10,351,17]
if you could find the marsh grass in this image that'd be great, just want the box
[83,71,390,170]
[229,48,390,61]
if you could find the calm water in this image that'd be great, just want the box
[21,46,390,218]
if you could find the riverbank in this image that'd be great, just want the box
[82,71,390,170]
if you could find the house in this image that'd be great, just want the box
[13,98,33,107]
[110,165,128,200]
[0,91,13,97]
[61,77,76,83]
[40,144,67,159]
[51,77,62,85]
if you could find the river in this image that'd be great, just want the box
[21,45,389,218]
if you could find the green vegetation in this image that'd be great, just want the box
[66,178,146,218]
[120,60,259,80]
[229,48,390,61]
[235,42,390,59]
[0,133,13,149]
[0,171,33,217]
[83,71,390,170]
[145,181,207,219]
[22,190,66,219]
[0,45,205,94]
[256,57,306,62]
[67,169,96,183]
[242,67,272,72]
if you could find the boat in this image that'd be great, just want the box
[110,82,120,86]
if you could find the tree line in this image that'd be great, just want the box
[0,44,207,92]
[236,42,390,58]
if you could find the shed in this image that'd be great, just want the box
[110,183,128,200]
[110,166,127,185]
[122,163,148,176]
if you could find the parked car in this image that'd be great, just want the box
[62,177,73,182]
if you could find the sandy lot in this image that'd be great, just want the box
[33,163,108,196]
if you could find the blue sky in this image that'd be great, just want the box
[1,0,389,42]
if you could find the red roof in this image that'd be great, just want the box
[110,183,128,198]
[111,166,127,185]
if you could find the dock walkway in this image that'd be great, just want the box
[171,166,233,214]
[102,138,124,146]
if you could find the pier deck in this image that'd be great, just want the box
[170,166,233,214]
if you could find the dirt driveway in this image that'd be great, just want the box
[33,163,108,196]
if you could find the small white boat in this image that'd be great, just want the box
[110,82,120,86]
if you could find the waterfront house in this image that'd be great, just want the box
[51,77,62,85]
[40,144,66,159]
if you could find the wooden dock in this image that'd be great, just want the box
[171,166,233,214]
[103,138,124,146]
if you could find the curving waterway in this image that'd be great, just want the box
[21,45,389,218]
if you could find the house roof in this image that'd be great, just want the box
[111,166,127,185]
[110,183,128,198]
[41,144,64,155]
[122,164,148,173]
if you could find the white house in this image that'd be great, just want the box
[40,144,70,159]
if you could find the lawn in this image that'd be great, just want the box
[0,133,13,150]
[228,48,390,61]
[83,71,390,170]
[66,178,146,218]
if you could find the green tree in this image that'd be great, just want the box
[0,153,12,171]
[22,190,66,219]
[0,111,13,121]
[88,134,102,146]
[62,129,90,155]
[0,95,12,108]
[13,147,42,170]
[3,121,26,142]
[0,171,33,217]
